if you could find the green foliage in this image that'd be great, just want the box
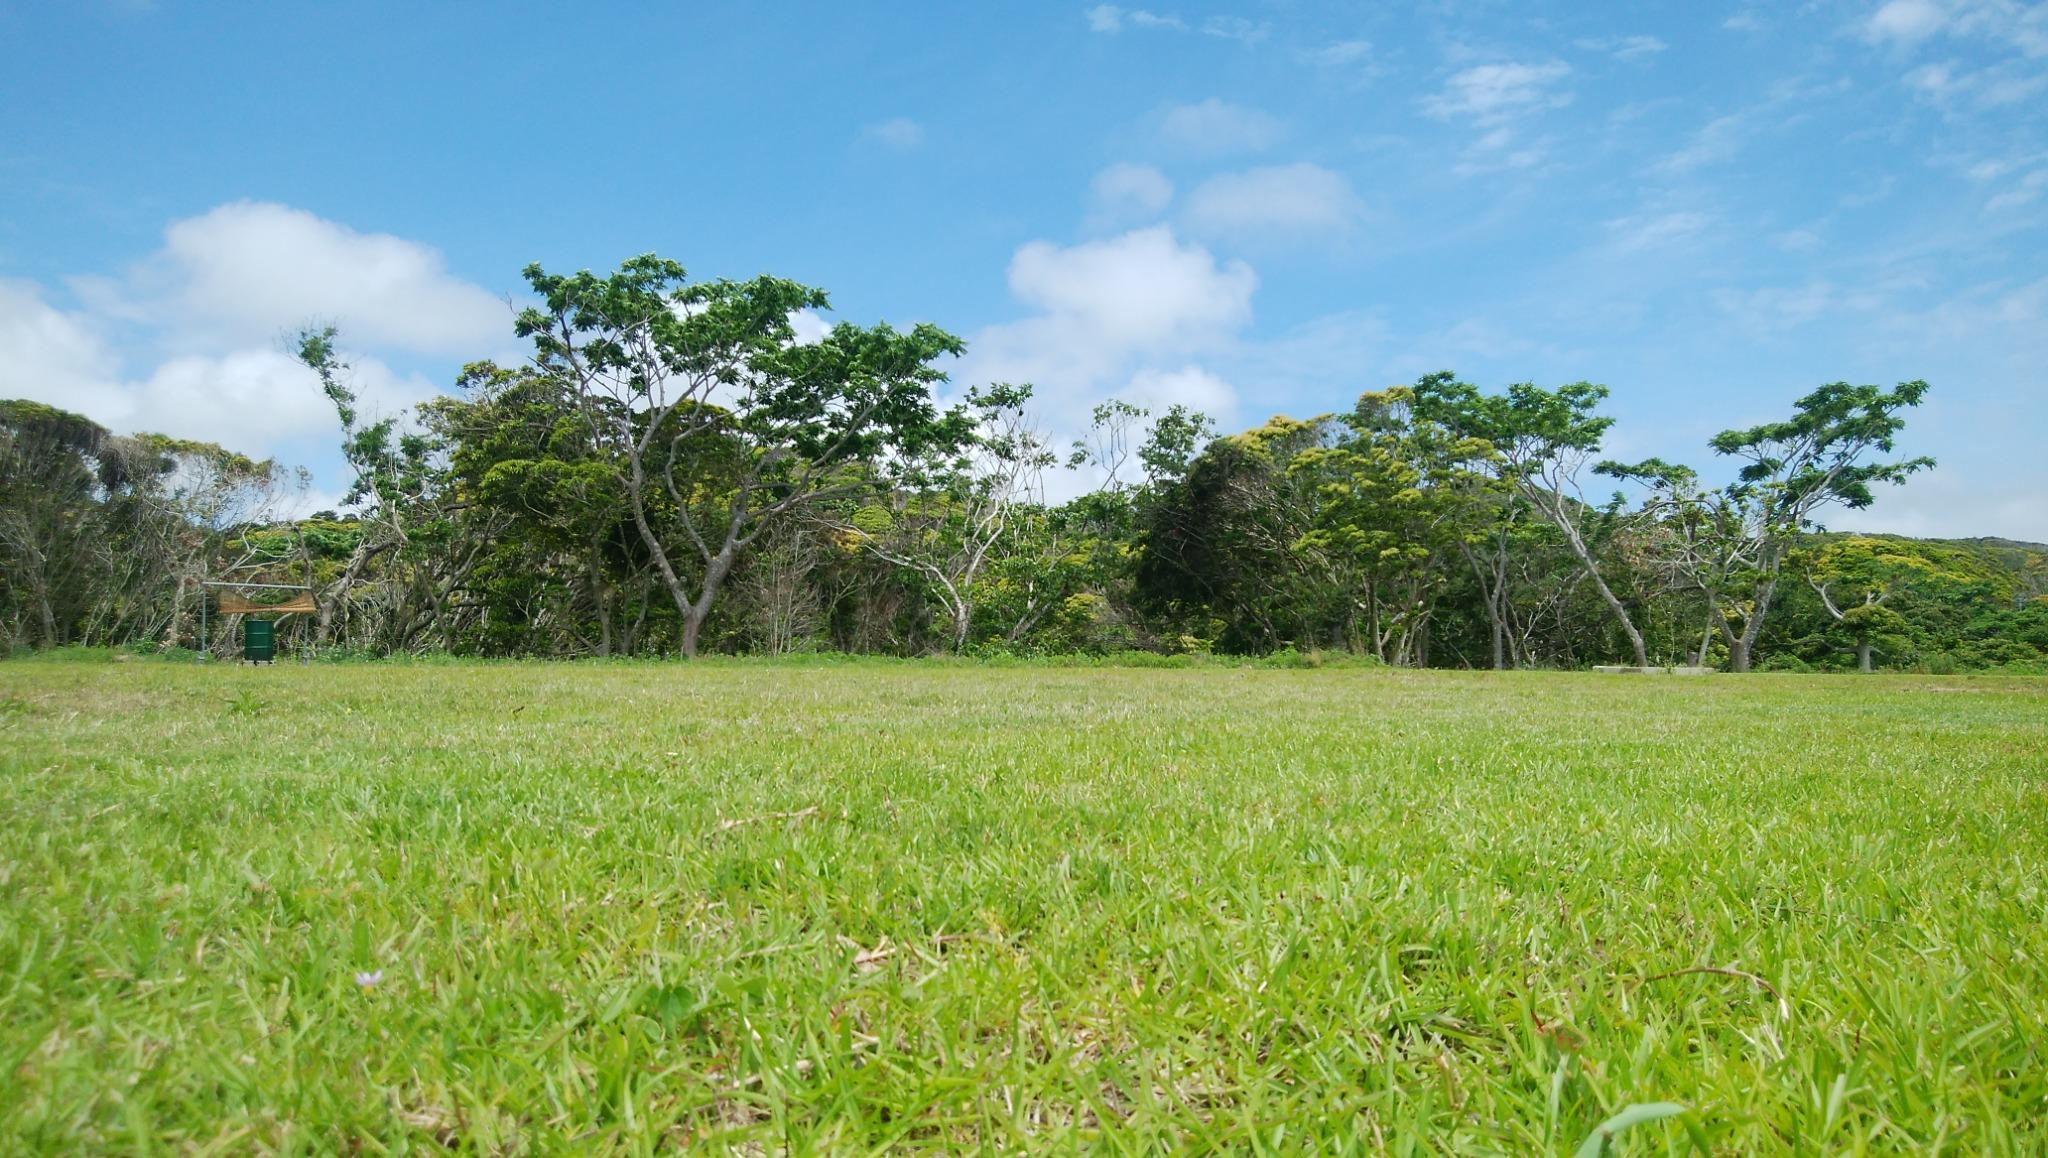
[0,259,2002,675]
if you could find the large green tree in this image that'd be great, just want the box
[1611,381,1934,672]
[515,255,972,656]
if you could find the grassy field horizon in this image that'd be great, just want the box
[3,658,2044,1152]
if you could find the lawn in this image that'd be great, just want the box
[1,657,2044,1153]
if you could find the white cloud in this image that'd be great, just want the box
[0,278,435,452]
[1423,60,1573,171]
[1005,226,1255,353]
[1308,39,1373,67]
[1451,127,1553,175]
[1085,5,1186,33]
[0,278,122,410]
[0,201,501,495]
[1653,112,1752,174]
[1863,0,2048,56]
[788,308,836,345]
[1090,162,1174,223]
[1424,61,1573,124]
[1604,210,1712,252]
[957,226,1256,497]
[1833,467,2048,541]
[959,225,1251,431]
[1986,168,2048,210]
[1775,228,1824,252]
[1905,57,2048,108]
[1158,98,1283,155]
[1579,35,1668,62]
[131,350,435,449]
[1202,16,1270,46]
[1863,0,1951,45]
[1124,364,1236,416]
[1710,281,1845,333]
[77,201,508,357]
[861,116,925,151]
[1182,163,1363,242]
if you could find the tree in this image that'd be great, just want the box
[0,400,290,652]
[297,327,487,652]
[436,361,648,655]
[1136,416,1339,654]
[1289,387,1499,664]
[1420,378,1654,667]
[515,255,972,656]
[841,383,1054,651]
[0,401,111,647]
[1137,404,1216,488]
[1702,381,1933,672]
[1797,538,1924,672]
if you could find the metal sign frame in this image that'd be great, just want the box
[198,580,317,663]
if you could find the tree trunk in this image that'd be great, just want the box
[1727,578,1776,673]
[587,552,613,657]
[1458,542,1511,670]
[1726,635,1751,673]
[35,583,59,648]
[1528,488,1648,668]
[1857,639,1872,673]
[679,547,738,658]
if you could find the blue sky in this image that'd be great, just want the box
[2,0,2044,538]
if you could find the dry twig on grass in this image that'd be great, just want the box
[1639,965,1790,1020]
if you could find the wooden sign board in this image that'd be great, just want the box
[216,592,317,615]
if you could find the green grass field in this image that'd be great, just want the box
[2,658,2044,1153]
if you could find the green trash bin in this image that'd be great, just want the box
[243,619,276,664]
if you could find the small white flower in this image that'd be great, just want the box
[354,970,383,988]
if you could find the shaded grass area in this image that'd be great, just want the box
[1,660,2044,1152]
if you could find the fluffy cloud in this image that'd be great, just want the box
[1158,98,1283,155]
[78,200,509,357]
[957,226,1255,475]
[0,202,499,501]
[0,278,436,452]
[1089,162,1174,223]
[1182,163,1363,243]
[1123,364,1237,415]
[1005,225,1255,354]
[0,279,122,408]
[1863,0,1953,45]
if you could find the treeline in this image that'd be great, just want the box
[5,255,2045,670]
